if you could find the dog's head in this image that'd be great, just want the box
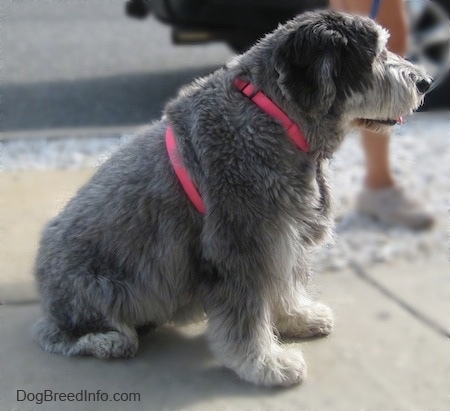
[269,10,431,134]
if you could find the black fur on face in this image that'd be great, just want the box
[272,11,381,116]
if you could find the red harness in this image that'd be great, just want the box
[165,78,309,214]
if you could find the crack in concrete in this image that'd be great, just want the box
[349,261,450,339]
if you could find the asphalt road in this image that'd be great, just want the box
[2,0,233,137]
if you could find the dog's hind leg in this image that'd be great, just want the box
[32,317,138,359]
[73,328,138,358]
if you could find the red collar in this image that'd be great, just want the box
[234,78,309,153]
[166,78,309,215]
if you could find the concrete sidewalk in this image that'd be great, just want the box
[0,169,95,303]
[1,169,449,410]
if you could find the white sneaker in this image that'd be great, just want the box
[356,186,435,230]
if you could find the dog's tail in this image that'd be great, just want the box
[32,316,138,358]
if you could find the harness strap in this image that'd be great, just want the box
[165,126,206,214]
[234,78,309,152]
[166,78,309,214]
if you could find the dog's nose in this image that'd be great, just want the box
[416,77,433,94]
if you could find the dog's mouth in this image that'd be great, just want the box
[355,116,403,127]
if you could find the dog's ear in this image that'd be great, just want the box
[273,14,379,116]
[273,24,345,116]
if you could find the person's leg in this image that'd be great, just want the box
[361,129,394,189]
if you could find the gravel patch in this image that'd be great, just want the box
[1,112,448,271]
[0,134,127,171]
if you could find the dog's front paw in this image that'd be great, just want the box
[278,302,334,338]
[237,347,307,387]
[300,302,334,337]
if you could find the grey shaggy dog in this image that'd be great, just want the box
[33,11,430,386]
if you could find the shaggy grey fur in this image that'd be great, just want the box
[33,11,429,386]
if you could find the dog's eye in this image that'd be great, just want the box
[379,49,388,60]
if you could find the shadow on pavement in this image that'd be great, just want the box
[2,66,222,132]
[2,304,287,411]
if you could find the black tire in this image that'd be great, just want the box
[407,0,450,109]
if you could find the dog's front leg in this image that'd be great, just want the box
[276,298,334,339]
[203,280,307,387]
[274,261,334,339]
[201,219,307,387]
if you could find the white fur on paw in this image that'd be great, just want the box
[76,331,138,359]
[303,302,334,336]
[237,347,307,387]
[280,302,334,338]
